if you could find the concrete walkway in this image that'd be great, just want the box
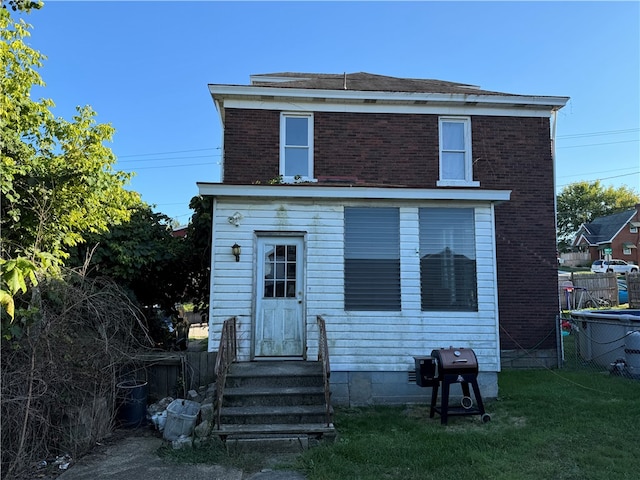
[57,431,307,480]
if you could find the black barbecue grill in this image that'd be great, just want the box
[415,347,490,424]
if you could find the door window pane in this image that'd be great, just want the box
[264,243,297,298]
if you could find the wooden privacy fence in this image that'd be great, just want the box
[559,272,640,310]
[629,273,640,308]
[136,351,217,401]
[559,272,617,310]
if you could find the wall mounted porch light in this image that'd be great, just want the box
[231,243,241,262]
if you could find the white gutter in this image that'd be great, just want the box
[208,84,570,110]
[197,183,511,202]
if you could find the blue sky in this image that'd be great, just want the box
[18,1,640,224]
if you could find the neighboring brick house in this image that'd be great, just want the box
[572,204,640,265]
[197,72,568,405]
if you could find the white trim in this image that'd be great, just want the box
[218,98,556,118]
[197,183,511,202]
[280,112,315,182]
[209,84,569,110]
[438,116,475,185]
[490,202,501,371]
[207,197,218,353]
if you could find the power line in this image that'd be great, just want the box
[558,166,639,179]
[118,147,220,158]
[556,139,639,149]
[557,128,639,139]
[556,171,639,189]
[122,162,214,172]
[117,154,221,164]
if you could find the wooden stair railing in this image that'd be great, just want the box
[317,315,332,427]
[214,316,237,428]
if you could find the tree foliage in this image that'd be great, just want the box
[0,8,141,334]
[182,195,213,314]
[557,180,639,245]
[68,205,188,312]
[1,8,141,264]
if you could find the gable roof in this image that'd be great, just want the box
[574,209,636,246]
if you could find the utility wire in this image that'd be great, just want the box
[557,139,638,149]
[556,128,639,139]
[117,154,220,164]
[121,162,214,172]
[118,147,220,158]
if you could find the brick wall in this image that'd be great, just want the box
[472,116,558,351]
[223,109,280,184]
[222,109,558,352]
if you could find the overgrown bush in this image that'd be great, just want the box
[0,272,153,479]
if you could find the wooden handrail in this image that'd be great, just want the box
[214,316,237,428]
[317,315,332,426]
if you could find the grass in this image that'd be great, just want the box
[160,370,640,479]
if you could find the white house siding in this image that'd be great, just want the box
[208,197,500,405]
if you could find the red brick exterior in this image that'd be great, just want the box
[581,205,640,266]
[612,207,640,265]
[222,108,558,351]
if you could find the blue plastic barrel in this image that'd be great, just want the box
[116,380,148,428]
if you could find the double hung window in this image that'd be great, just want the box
[344,207,400,311]
[437,117,478,187]
[419,208,478,311]
[280,113,314,181]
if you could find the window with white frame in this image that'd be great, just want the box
[280,113,314,181]
[631,224,638,234]
[344,207,400,311]
[437,117,478,187]
[623,246,632,255]
[419,207,478,311]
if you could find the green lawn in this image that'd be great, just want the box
[163,369,640,479]
[295,370,640,480]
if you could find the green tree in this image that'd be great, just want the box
[557,180,639,247]
[1,8,141,335]
[182,195,213,314]
[1,8,140,265]
[69,205,187,312]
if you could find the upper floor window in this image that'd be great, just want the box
[437,117,479,187]
[280,113,314,182]
[631,224,638,234]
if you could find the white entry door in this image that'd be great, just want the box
[255,237,305,357]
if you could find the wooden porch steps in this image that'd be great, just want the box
[214,361,335,452]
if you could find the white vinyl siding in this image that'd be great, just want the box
[437,117,479,187]
[280,113,314,182]
[208,198,500,373]
[344,207,401,311]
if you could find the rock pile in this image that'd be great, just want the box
[147,382,217,449]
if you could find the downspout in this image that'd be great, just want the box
[207,197,217,352]
[551,109,563,368]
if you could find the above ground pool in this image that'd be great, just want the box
[569,310,640,367]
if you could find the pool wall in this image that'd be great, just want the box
[569,310,640,366]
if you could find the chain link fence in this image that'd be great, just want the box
[561,311,640,377]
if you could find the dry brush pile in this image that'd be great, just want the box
[1,273,153,479]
